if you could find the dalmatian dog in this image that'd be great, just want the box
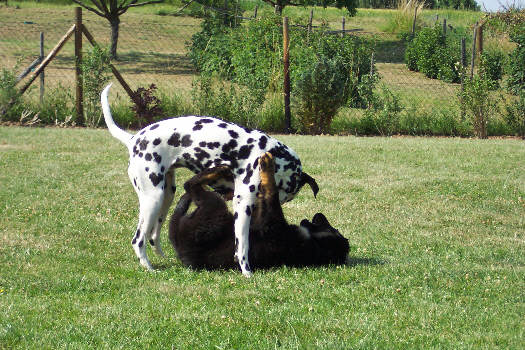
[101,84,318,276]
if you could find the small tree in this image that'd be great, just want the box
[71,0,164,59]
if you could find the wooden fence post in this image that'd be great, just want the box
[443,18,447,35]
[283,16,291,133]
[75,7,84,126]
[411,6,418,37]
[39,32,44,103]
[470,22,477,79]
[476,24,483,56]
[341,17,345,37]
[253,5,257,18]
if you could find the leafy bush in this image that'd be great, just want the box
[506,23,525,95]
[0,65,24,121]
[293,59,348,134]
[361,84,403,136]
[80,46,111,127]
[405,25,463,83]
[479,49,506,88]
[132,84,163,128]
[34,84,75,125]
[458,75,496,139]
[189,15,376,133]
[501,91,525,138]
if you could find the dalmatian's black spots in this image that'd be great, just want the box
[242,126,253,134]
[249,185,255,192]
[199,141,207,147]
[149,172,164,187]
[140,129,147,135]
[139,139,149,151]
[247,138,254,144]
[153,152,162,163]
[145,153,152,161]
[205,142,221,150]
[161,166,165,173]
[133,178,137,187]
[238,145,254,160]
[193,124,203,131]
[171,186,176,193]
[138,240,144,248]
[149,239,155,246]
[233,212,238,220]
[168,133,181,147]
[181,135,193,147]
[132,229,140,245]
[243,166,254,185]
[258,136,268,150]
[237,168,245,175]
[200,118,214,124]
[218,123,228,128]
[194,147,210,162]
[138,152,144,158]
[183,153,191,160]
[229,130,239,139]
[145,167,149,172]
[253,158,259,169]
[204,160,213,168]
[150,124,159,131]
[221,139,238,153]
[153,138,161,146]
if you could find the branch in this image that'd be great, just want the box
[117,0,164,15]
[70,0,106,17]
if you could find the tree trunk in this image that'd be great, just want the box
[109,16,120,60]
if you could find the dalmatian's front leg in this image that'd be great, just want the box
[232,179,258,277]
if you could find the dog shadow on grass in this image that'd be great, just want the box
[345,256,385,267]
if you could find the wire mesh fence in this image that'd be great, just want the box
[1,4,509,134]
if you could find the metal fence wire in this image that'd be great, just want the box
[0,5,495,121]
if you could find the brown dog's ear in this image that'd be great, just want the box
[299,172,319,198]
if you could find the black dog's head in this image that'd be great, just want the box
[300,213,349,265]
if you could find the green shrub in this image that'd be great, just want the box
[81,46,111,127]
[361,84,403,136]
[293,59,348,134]
[501,91,525,138]
[405,25,463,83]
[479,49,506,88]
[35,84,75,125]
[189,15,376,134]
[506,23,525,95]
[458,75,496,139]
[0,64,24,121]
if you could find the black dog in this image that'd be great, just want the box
[169,152,349,270]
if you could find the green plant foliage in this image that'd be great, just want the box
[501,91,525,138]
[189,15,376,134]
[362,84,403,136]
[479,48,506,88]
[80,46,112,127]
[506,23,525,95]
[458,75,496,139]
[405,25,465,83]
[293,59,348,134]
[0,65,23,122]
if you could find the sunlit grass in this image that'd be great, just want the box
[0,126,524,348]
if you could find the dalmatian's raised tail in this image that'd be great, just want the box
[101,83,133,147]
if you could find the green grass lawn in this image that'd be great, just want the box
[1,126,523,348]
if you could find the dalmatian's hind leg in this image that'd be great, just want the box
[149,170,176,257]
[133,189,164,270]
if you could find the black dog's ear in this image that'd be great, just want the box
[312,213,329,226]
[300,219,314,230]
[299,172,319,198]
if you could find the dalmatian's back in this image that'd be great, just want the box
[128,115,303,202]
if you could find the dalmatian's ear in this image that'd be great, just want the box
[299,172,319,198]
